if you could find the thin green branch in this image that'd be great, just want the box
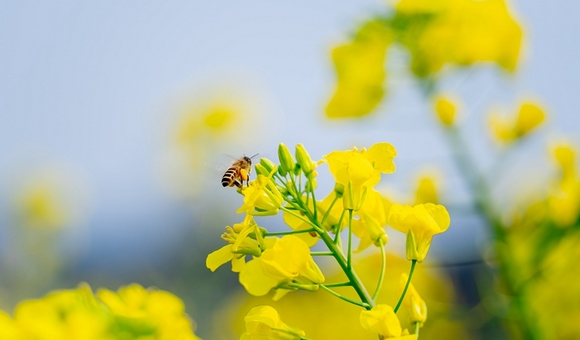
[372,238,387,301]
[264,228,316,237]
[323,281,352,288]
[320,193,339,228]
[347,209,353,269]
[320,284,370,309]
[280,206,321,232]
[394,260,416,313]
[310,251,334,256]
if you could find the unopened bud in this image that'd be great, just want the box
[295,144,314,175]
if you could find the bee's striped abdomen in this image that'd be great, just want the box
[221,167,241,188]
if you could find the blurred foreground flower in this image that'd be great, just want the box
[0,283,201,340]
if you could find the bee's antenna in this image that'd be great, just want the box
[250,153,259,159]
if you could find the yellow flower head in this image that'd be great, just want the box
[551,141,577,181]
[433,94,459,127]
[239,236,324,299]
[325,142,397,210]
[326,20,393,118]
[388,203,450,262]
[400,273,428,326]
[241,305,305,340]
[489,102,546,144]
[360,304,418,339]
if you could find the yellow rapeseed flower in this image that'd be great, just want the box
[239,236,324,300]
[360,304,418,339]
[326,21,393,118]
[237,173,283,216]
[207,216,266,272]
[240,305,305,340]
[388,203,450,262]
[394,0,523,77]
[325,142,397,210]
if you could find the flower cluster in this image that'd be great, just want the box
[326,0,523,118]
[207,142,450,339]
[0,283,201,340]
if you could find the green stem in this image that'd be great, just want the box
[264,228,316,236]
[310,251,334,256]
[320,284,370,309]
[334,209,346,245]
[323,281,352,288]
[280,206,321,232]
[445,126,543,340]
[347,209,353,268]
[372,238,386,301]
[320,194,339,228]
[394,260,416,313]
[414,322,420,336]
[318,228,375,309]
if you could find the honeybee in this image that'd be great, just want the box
[221,154,258,188]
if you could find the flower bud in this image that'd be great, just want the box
[295,144,314,175]
[334,183,345,198]
[278,143,296,173]
[254,163,269,177]
[406,229,421,262]
[259,157,277,174]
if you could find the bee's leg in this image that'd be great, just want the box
[240,169,249,187]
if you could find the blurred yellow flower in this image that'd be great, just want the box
[239,236,324,299]
[1,283,201,340]
[97,284,201,340]
[326,20,393,118]
[414,175,439,205]
[432,95,459,127]
[325,142,397,210]
[552,141,577,181]
[394,0,523,77]
[388,203,450,262]
[400,273,427,326]
[240,305,305,340]
[360,304,417,339]
[489,102,546,144]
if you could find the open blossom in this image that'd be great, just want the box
[325,142,397,210]
[241,305,305,340]
[239,236,324,300]
[388,203,450,262]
